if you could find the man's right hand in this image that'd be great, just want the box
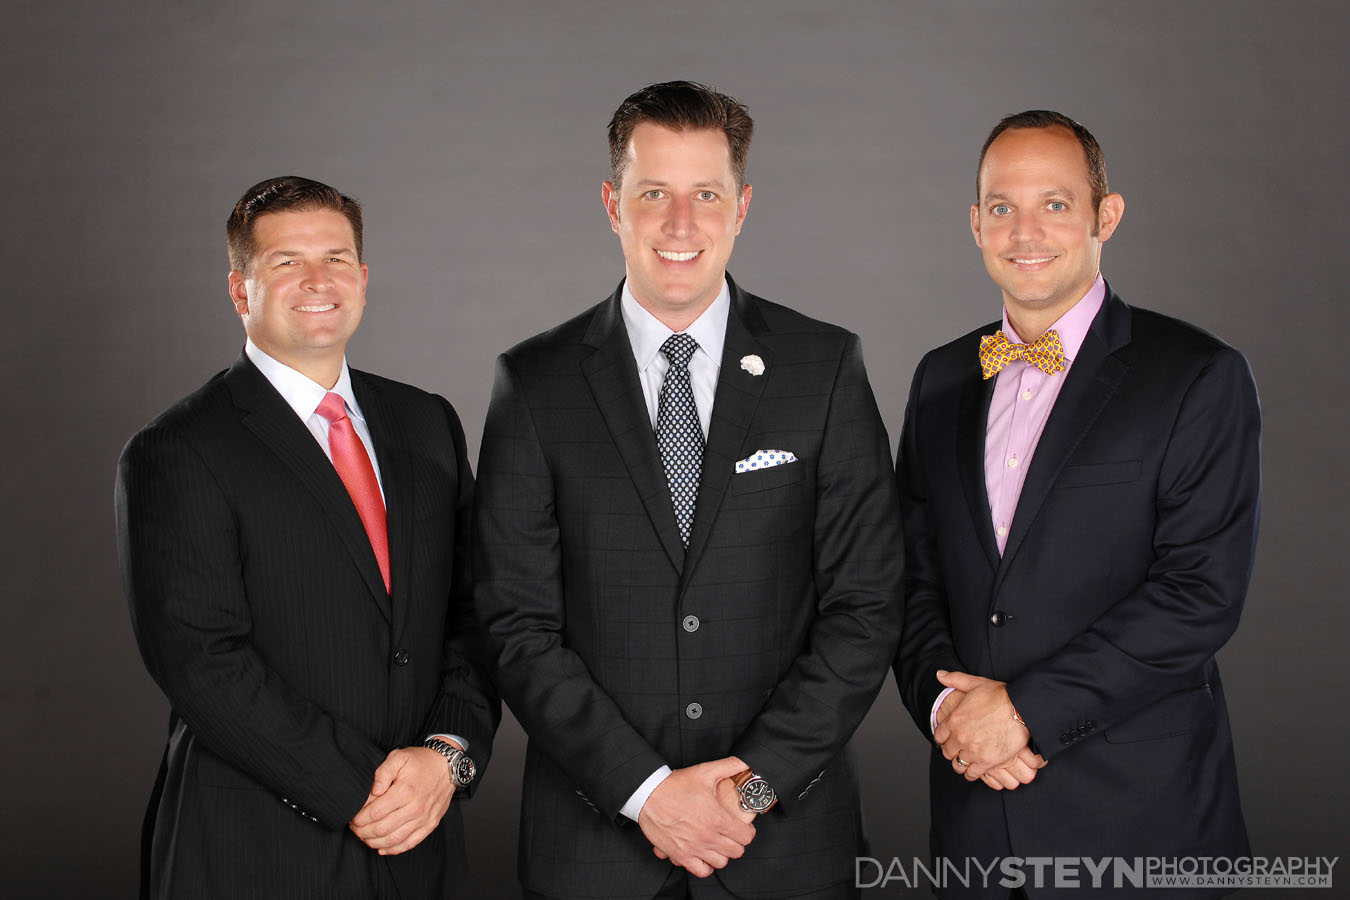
[638,757,757,877]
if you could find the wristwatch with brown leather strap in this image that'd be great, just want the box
[731,768,777,813]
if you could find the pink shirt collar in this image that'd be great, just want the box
[1001,274,1106,364]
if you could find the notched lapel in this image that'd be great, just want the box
[353,373,413,631]
[998,294,1133,575]
[681,284,771,586]
[580,294,686,573]
[226,355,392,620]
[957,361,1000,571]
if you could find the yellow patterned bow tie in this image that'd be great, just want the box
[979,329,1066,380]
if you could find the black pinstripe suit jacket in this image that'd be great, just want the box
[116,353,499,900]
[474,277,903,899]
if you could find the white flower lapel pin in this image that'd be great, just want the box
[740,354,765,376]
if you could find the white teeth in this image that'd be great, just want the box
[296,304,336,312]
[656,250,700,262]
[1011,257,1053,264]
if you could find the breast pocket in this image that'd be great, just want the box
[1055,459,1142,488]
[730,461,806,495]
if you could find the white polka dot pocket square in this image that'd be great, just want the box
[735,450,798,473]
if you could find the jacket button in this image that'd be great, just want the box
[989,611,1006,627]
[393,650,410,666]
[682,615,700,632]
[1059,732,1071,745]
[1086,721,1097,732]
[685,702,703,720]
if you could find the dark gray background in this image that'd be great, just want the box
[2,2,1345,897]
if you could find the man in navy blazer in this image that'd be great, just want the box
[895,112,1259,898]
[117,176,498,899]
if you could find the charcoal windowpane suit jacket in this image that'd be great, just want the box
[474,277,904,899]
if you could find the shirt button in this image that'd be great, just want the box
[1021,390,1033,400]
[393,649,410,666]
[683,615,700,632]
[1007,457,1019,468]
[996,525,1008,537]
[685,702,703,720]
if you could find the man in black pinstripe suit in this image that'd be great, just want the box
[116,176,499,899]
[474,82,903,900]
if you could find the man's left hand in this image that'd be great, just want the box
[932,670,1031,781]
[350,746,456,855]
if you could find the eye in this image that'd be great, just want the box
[644,189,665,200]
[1047,201,1067,211]
[696,190,717,202]
[991,204,1011,216]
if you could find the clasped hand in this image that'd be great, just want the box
[349,745,457,855]
[639,756,757,878]
[933,670,1046,790]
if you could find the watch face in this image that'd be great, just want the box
[453,755,476,786]
[740,777,775,812]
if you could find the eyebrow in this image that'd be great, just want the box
[266,248,356,258]
[983,187,1079,203]
[633,178,729,190]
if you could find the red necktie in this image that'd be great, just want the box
[316,392,391,593]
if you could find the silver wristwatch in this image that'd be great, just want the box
[423,738,476,787]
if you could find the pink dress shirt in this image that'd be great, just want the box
[985,276,1106,555]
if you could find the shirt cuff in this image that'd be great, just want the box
[427,733,469,752]
[929,688,956,736]
[620,765,673,822]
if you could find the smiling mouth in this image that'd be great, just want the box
[656,250,701,262]
[295,304,337,312]
[1008,256,1055,265]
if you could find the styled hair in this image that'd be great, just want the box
[226,176,363,272]
[976,110,1108,211]
[607,81,754,191]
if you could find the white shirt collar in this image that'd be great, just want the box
[244,339,365,424]
[620,278,730,372]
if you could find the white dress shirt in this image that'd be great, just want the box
[616,279,731,822]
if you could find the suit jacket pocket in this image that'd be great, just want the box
[194,747,265,790]
[1056,459,1142,488]
[730,461,805,495]
[1104,682,1215,743]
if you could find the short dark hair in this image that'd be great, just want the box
[226,176,363,273]
[976,110,1108,211]
[607,81,754,192]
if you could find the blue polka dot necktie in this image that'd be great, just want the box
[656,333,703,547]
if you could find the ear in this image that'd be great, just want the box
[970,203,983,248]
[733,183,752,235]
[228,270,249,317]
[360,262,369,294]
[1096,192,1125,243]
[602,181,621,233]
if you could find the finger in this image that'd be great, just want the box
[936,670,982,691]
[379,822,434,856]
[369,752,405,797]
[987,765,1020,790]
[681,856,713,879]
[701,756,751,782]
[981,773,1004,791]
[653,847,668,860]
[1003,758,1038,785]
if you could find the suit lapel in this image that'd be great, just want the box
[997,292,1133,577]
[352,371,413,632]
[227,354,392,621]
[680,279,771,586]
[580,288,686,572]
[956,357,1001,572]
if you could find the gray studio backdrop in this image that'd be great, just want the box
[3,2,1346,897]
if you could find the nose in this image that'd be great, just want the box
[664,195,695,239]
[300,261,334,290]
[1008,209,1043,243]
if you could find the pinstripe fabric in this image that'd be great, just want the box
[117,354,500,900]
[475,277,902,899]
